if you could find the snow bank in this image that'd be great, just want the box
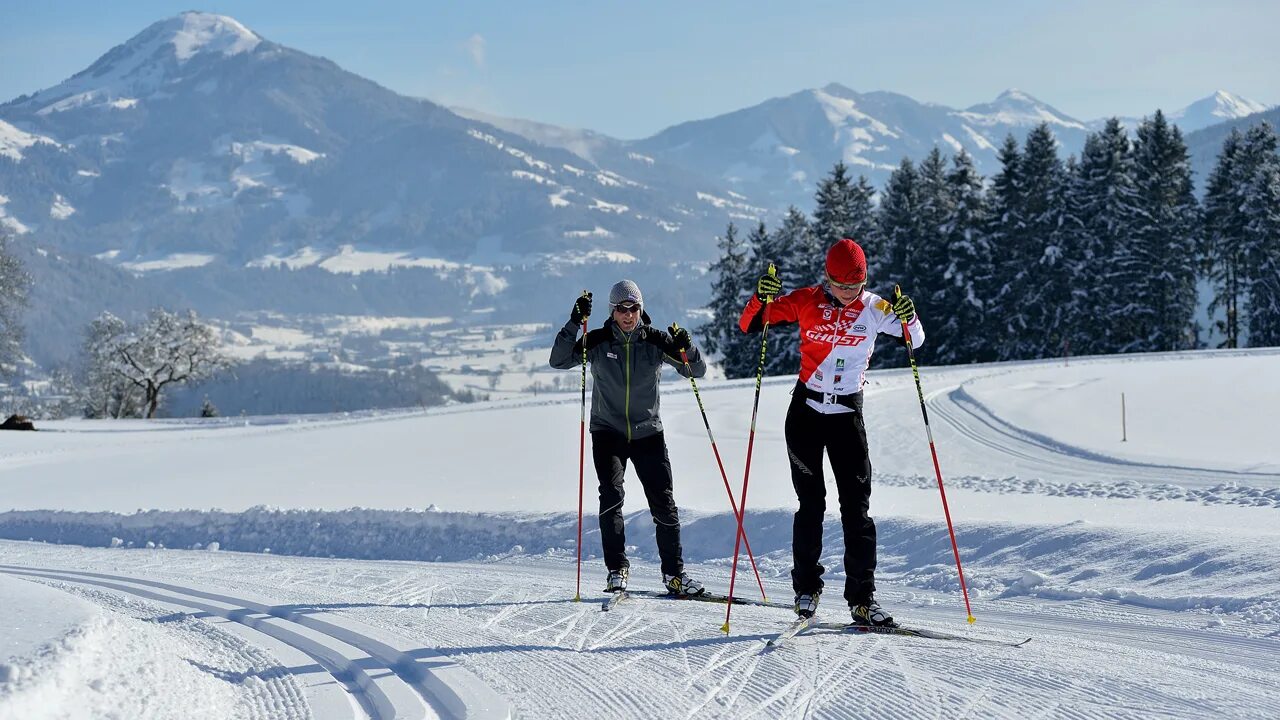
[3,507,1275,624]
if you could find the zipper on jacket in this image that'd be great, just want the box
[624,337,632,441]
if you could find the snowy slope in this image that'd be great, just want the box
[2,349,1279,718]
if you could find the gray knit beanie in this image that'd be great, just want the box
[608,279,643,307]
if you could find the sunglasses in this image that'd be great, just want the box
[613,303,642,315]
[825,274,866,292]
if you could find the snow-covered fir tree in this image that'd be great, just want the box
[752,209,814,375]
[1075,119,1142,354]
[1013,123,1074,360]
[1234,123,1280,346]
[985,135,1026,359]
[909,148,956,358]
[1202,128,1247,347]
[698,223,757,379]
[812,162,853,246]
[848,175,881,250]
[941,150,994,364]
[1124,111,1200,352]
[876,157,921,293]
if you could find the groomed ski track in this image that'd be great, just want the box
[2,545,1276,719]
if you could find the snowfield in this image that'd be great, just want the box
[2,349,1279,718]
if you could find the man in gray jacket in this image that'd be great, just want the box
[550,279,707,596]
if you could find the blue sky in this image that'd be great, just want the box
[3,1,1277,139]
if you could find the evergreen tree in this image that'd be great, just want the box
[699,223,757,378]
[812,162,854,243]
[1014,123,1074,360]
[754,209,814,375]
[1235,123,1280,346]
[985,135,1026,359]
[1202,129,1246,347]
[1125,111,1200,352]
[942,150,994,363]
[910,148,956,357]
[1075,119,1142,355]
[848,175,880,250]
[877,158,921,292]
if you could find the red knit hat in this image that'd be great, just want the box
[825,238,867,284]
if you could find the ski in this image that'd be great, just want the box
[763,616,817,649]
[625,589,790,610]
[601,590,629,612]
[808,621,1031,648]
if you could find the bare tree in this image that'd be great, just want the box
[0,232,31,378]
[81,309,235,418]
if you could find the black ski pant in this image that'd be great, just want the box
[591,429,684,577]
[785,390,876,605]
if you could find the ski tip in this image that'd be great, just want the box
[967,615,977,625]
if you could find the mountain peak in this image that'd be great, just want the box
[992,88,1043,106]
[1168,90,1270,131]
[962,89,1085,130]
[145,11,262,62]
[10,11,264,116]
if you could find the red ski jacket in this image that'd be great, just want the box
[739,286,925,413]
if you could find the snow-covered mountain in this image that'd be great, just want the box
[0,12,757,271]
[546,85,1261,210]
[627,85,1094,208]
[1166,90,1270,132]
[1100,90,1272,135]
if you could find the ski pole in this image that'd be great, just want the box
[894,284,975,624]
[723,263,776,633]
[671,323,767,602]
[574,291,589,602]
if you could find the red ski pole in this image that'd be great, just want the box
[723,264,776,633]
[671,324,767,602]
[895,284,975,624]
[574,291,589,602]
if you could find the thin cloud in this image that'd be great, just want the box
[464,34,486,70]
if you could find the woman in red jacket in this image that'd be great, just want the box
[739,238,922,626]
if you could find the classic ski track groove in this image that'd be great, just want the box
[6,567,379,720]
[0,564,513,720]
[924,370,1280,490]
[24,578,316,720]
[5,546,1280,718]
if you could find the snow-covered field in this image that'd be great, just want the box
[2,349,1279,718]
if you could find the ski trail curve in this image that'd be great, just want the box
[0,564,513,720]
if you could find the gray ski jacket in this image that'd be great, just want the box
[549,317,706,441]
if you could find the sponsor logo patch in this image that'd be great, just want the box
[815,370,823,380]
[803,331,867,346]
[607,352,618,359]
[834,374,842,383]
[836,358,846,369]
[853,324,866,331]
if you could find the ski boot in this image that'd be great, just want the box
[793,591,821,618]
[604,567,629,593]
[663,572,705,597]
[851,596,897,628]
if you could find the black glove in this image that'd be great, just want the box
[892,294,916,324]
[756,271,782,300]
[569,292,592,325]
[668,323,692,352]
